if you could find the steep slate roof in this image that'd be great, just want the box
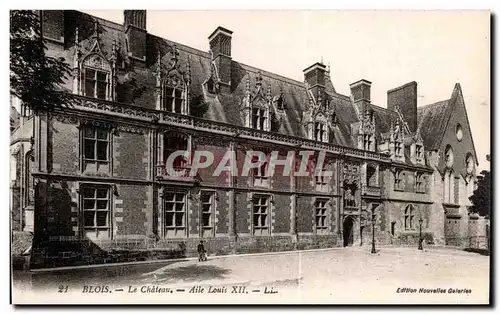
[416,100,451,150]
[70,11,454,159]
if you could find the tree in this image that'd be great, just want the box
[10,10,72,114]
[469,168,491,218]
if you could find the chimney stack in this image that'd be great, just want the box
[124,10,147,62]
[209,26,233,93]
[349,79,372,115]
[387,81,418,132]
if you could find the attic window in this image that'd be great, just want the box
[206,78,216,94]
[277,95,285,110]
[456,124,463,141]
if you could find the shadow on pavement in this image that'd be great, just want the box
[151,264,232,284]
[13,260,190,291]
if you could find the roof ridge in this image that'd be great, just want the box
[417,99,450,111]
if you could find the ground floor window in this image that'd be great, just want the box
[201,191,215,237]
[253,195,270,236]
[315,198,329,234]
[404,205,415,230]
[81,185,111,239]
[164,191,187,237]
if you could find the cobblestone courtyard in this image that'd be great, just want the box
[13,246,489,304]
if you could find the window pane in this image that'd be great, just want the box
[96,211,108,227]
[96,71,107,82]
[83,188,95,198]
[165,212,174,226]
[84,211,95,227]
[175,202,184,212]
[202,213,211,227]
[174,89,182,98]
[84,127,95,138]
[96,82,107,99]
[166,88,174,97]
[165,204,174,213]
[164,97,173,112]
[260,214,267,227]
[174,99,182,113]
[83,199,95,210]
[96,188,108,199]
[175,213,184,226]
[252,115,259,129]
[96,200,108,210]
[253,215,260,227]
[84,140,95,159]
[96,129,108,140]
[84,79,95,97]
[201,193,212,204]
[165,193,175,202]
[202,204,211,213]
[96,141,108,161]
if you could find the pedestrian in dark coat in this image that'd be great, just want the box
[197,240,207,262]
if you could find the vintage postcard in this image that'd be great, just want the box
[10,9,491,305]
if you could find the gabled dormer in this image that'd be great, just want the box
[389,117,405,162]
[241,71,272,131]
[72,21,118,102]
[409,129,425,165]
[302,88,335,143]
[154,45,191,115]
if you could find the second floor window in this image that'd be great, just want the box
[252,107,267,130]
[83,125,110,173]
[416,173,425,193]
[163,86,184,113]
[252,155,269,188]
[84,68,108,100]
[394,169,403,191]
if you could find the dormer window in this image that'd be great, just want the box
[163,86,184,113]
[416,144,423,161]
[81,53,112,101]
[314,122,327,142]
[252,107,268,130]
[395,141,403,157]
[84,68,108,100]
[276,95,285,110]
[363,134,374,151]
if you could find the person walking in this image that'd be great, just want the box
[197,240,207,262]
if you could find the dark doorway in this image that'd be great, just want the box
[343,216,354,247]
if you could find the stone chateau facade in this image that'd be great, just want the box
[10,10,487,267]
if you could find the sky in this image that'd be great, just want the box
[83,10,490,171]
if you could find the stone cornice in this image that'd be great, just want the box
[55,94,395,163]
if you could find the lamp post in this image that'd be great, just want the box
[371,208,376,254]
[418,217,423,250]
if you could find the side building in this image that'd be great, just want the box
[9,10,481,268]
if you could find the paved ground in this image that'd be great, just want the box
[12,246,490,304]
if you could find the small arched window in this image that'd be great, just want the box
[404,205,415,230]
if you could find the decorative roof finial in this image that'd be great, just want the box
[93,20,99,39]
[256,71,262,86]
[75,27,79,46]
[187,56,191,84]
[321,56,324,64]
[245,76,251,96]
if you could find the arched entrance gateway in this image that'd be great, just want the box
[343,216,355,247]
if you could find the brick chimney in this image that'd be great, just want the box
[349,79,372,115]
[124,10,147,61]
[41,10,65,45]
[303,62,327,104]
[209,26,233,93]
[387,81,418,132]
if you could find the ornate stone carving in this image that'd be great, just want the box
[343,163,359,184]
